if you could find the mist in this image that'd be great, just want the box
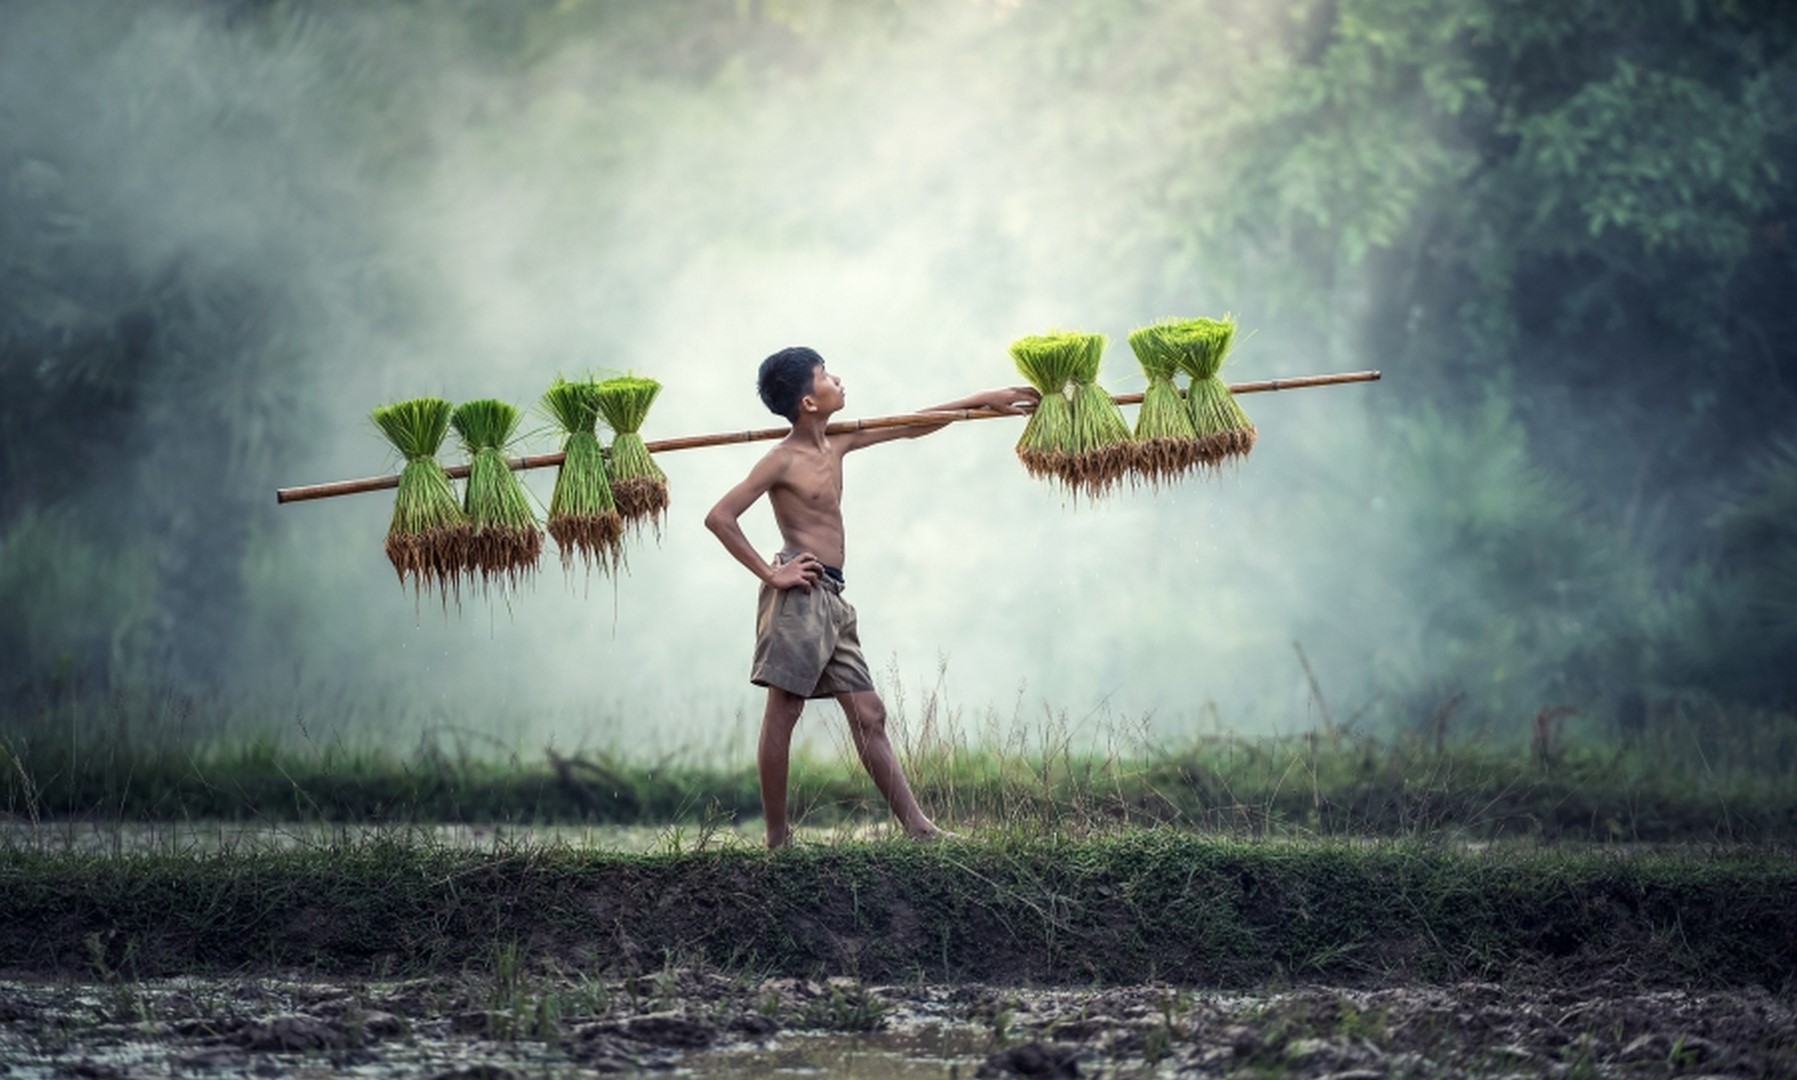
[5,0,1792,756]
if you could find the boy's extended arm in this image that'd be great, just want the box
[836,385,1040,453]
[703,452,822,591]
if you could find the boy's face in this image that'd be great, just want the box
[802,362,846,418]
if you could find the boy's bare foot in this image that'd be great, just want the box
[766,829,793,850]
[906,825,961,842]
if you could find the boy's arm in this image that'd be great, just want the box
[703,451,823,592]
[836,386,1040,453]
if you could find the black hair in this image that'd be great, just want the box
[758,346,823,422]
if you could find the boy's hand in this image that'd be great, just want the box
[770,552,822,592]
[974,386,1040,415]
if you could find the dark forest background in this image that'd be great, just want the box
[3,0,1794,747]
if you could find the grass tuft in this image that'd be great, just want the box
[1064,333,1134,499]
[1126,322,1203,484]
[593,376,668,540]
[1009,332,1095,490]
[370,397,470,604]
[1171,315,1257,467]
[451,398,543,590]
[541,378,623,576]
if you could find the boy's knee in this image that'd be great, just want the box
[765,689,805,725]
[845,695,887,736]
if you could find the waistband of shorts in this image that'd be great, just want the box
[775,551,846,589]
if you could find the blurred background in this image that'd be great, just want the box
[2,0,1793,760]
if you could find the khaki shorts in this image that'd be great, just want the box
[750,553,876,699]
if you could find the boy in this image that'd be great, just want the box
[704,346,1039,848]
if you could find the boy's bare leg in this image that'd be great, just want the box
[834,690,944,839]
[759,688,807,849]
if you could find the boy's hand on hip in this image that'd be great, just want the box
[771,553,822,592]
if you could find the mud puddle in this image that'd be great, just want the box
[2,969,1791,1078]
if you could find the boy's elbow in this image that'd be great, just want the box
[703,505,732,535]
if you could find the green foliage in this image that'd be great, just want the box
[541,378,621,573]
[5,832,1796,987]
[593,376,668,533]
[1009,332,1100,488]
[372,398,469,599]
[1126,322,1202,483]
[0,508,160,689]
[1063,333,1133,498]
[2,0,1795,724]
[451,399,542,586]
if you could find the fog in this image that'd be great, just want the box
[3,1,1696,755]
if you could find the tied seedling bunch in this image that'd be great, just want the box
[1177,314,1256,467]
[372,396,470,601]
[451,397,543,588]
[1126,320,1203,484]
[594,375,669,536]
[1065,332,1134,497]
[1009,331,1090,486]
[542,376,623,574]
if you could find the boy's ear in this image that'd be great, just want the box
[798,392,817,415]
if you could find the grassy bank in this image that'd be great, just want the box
[6,726,1797,842]
[3,833,1793,989]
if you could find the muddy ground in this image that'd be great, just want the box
[1,967,1791,1078]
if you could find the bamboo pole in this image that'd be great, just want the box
[276,369,1381,504]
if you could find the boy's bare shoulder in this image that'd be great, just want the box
[750,440,798,481]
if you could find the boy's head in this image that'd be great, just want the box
[758,345,843,422]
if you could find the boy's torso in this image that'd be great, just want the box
[765,436,851,567]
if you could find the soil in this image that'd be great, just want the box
[1,968,1790,1078]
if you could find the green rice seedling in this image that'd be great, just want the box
[1008,331,1089,486]
[1126,321,1203,485]
[541,377,623,574]
[593,375,669,536]
[451,397,543,589]
[1174,315,1256,468]
[371,397,470,601]
[1065,332,1134,498]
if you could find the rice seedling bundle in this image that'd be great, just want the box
[450,397,543,587]
[541,377,622,573]
[1126,321,1203,484]
[593,375,669,534]
[1009,331,1088,485]
[1064,332,1134,497]
[1174,315,1257,467]
[371,396,470,599]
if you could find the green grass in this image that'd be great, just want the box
[451,397,544,586]
[593,375,668,534]
[542,377,623,573]
[1008,331,1095,486]
[3,831,1793,986]
[5,688,1797,841]
[371,397,469,599]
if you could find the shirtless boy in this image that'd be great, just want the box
[704,346,1039,848]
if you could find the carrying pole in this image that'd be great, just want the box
[275,369,1381,504]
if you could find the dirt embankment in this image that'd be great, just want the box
[4,835,1794,989]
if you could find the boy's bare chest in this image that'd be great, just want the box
[783,453,844,509]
